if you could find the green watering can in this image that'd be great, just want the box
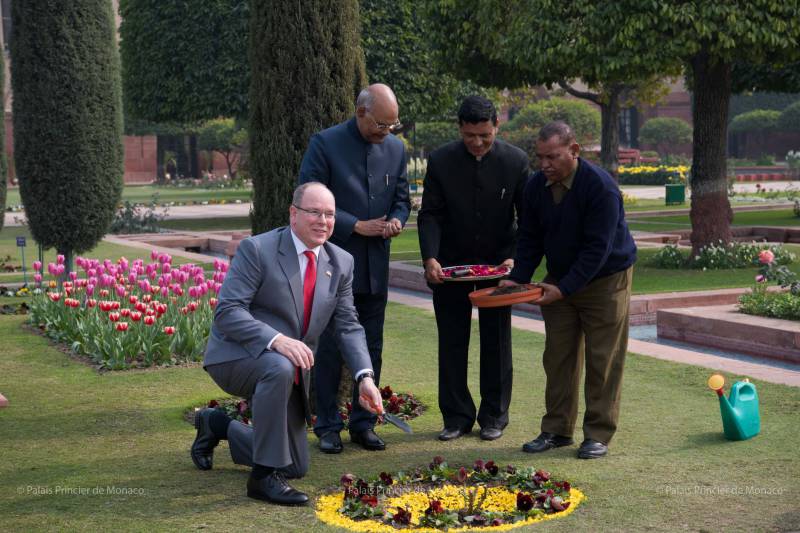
[707,374,760,441]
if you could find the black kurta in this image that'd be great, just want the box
[418,139,529,432]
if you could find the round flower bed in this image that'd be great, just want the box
[316,457,585,531]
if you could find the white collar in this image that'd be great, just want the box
[289,229,321,259]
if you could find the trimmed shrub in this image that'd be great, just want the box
[729,109,781,134]
[10,1,123,263]
[406,121,460,155]
[649,242,795,270]
[638,117,692,155]
[249,0,367,234]
[778,101,800,132]
[501,97,600,144]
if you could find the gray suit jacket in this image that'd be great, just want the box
[204,227,372,394]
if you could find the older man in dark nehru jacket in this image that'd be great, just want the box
[298,83,410,454]
[418,95,529,442]
[190,183,384,505]
[501,121,636,459]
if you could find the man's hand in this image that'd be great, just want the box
[497,279,519,288]
[382,218,403,239]
[533,282,564,305]
[357,377,384,414]
[354,216,388,237]
[271,334,314,369]
[423,258,445,284]
[500,258,514,269]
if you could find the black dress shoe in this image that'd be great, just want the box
[350,429,386,451]
[578,439,608,459]
[438,427,471,441]
[479,427,503,441]
[191,408,220,470]
[521,432,574,454]
[247,471,308,505]
[318,431,343,454]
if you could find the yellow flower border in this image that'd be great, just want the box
[316,485,586,532]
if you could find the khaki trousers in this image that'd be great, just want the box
[539,267,632,444]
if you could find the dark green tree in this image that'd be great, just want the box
[639,117,693,156]
[10,0,123,268]
[0,48,6,232]
[426,0,675,175]
[197,118,248,178]
[119,0,249,123]
[426,0,800,252]
[778,101,800,133]
[249,1,367,233]
[361,0,468,122]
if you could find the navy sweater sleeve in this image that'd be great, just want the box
[557,184,620,296]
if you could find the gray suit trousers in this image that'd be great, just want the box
[205,352,309,478]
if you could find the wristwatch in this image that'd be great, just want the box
[356,370,375,384]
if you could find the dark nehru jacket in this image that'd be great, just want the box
[509,157,636,295]
[419,139,529,266]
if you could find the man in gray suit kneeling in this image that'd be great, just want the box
[192,182,384,505]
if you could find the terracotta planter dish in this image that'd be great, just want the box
[469,284,543,308]
[440,264,510,282]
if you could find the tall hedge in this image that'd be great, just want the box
[10,1,123,261]
[119,0,250,123]
[249,1,367,233]
[0,49,6,232]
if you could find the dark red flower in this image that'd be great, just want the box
[516,492,534,511]
[360,494,378,507]
[473,459,485,472]
[456,466,468,483]
[237,400,248,414]
[469,515,487,526]
[491,518,504,526]
[485,460,498,475]
[379,472,393,486]
[380,385,393,400]
[425,499,445,515]
[393,507,412,525]
[343,486,359,500]
[207,400,219,408]
[340,473,356,487]
[432,456,445,466]
[240,416,250,425]
[345,401,352,413]
[506,464,516,474]
[535,492,548,503]
[535,469,550,481]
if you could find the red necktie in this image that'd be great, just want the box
[295,250,317,385]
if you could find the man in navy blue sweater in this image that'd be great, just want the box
[502,121,636,459]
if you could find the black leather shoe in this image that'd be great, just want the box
[438,427,471,441]
[350,429,386,451]
[191,408,220,470]
[247,471,308,505]
[479,427,503,441]
[578,439,608,459]
[318,431,343,454]
[522,432,574,454]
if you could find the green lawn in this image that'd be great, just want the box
[5,185,252,207]
[0,227,213,284]
[1,303,798,531]
[628,208,800,233]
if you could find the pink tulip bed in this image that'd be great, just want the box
[28,251,227,369]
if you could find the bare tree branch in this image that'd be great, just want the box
[558,81,600,104]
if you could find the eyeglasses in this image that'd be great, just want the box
[293,205,336,221]
[367,113,402,132]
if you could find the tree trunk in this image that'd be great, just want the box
[600,88,621,177]
[689,48,733,256]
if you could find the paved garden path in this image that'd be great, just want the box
[388,288,800,388]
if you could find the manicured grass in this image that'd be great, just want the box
[159,217,251,232]
[1,303,798,531]
[628,208,800,233]
[0,228,213,284]
[5,185,252,207]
